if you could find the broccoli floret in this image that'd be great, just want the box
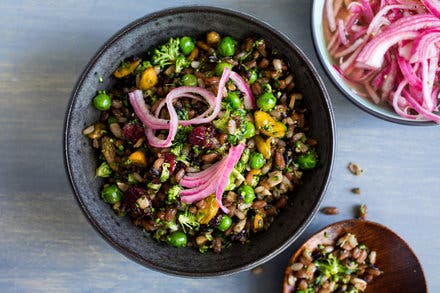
[173,125,193,145]
[213,105,248,146]
[178,208,200,233]
[166,185,182,204]
[160,163,170,182]
[235,148,250,173]
[164,219,179,232]
[176,108,189,120]
[314,253,357,280]
[175,55,190,73]
[135,60,152,74]
[95,162,111,177]
[295,149,318,170]
[213,104,231,132]
[147,182,161,191]
[127,173,138,184]
[152,38,180,68]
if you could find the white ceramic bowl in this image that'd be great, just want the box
[311,0,435,125]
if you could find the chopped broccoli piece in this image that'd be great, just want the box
[152,38,180,68]
[169,143,190,166]
[178,208,200,233]
[213,105,248,146]
[127,173,138,184]
[166,185,182,204]
[173,125,193,145]
[147,182,161,191]
[95,162,111,177]
[175,55,191,73]
[314,253,357,280]
[295,149,318,170]
[164,219,179,232]
[213,104,231,132]
[176,108,189,120]
[135,60,152,73]
[160,163,170,182]
[170,143,183,156]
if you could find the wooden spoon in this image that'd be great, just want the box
[283,219,427,293]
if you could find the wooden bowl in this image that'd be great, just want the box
[283,219,427,293]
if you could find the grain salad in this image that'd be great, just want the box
[83,31,318,252]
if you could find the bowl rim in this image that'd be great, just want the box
[63,5,336,277]
[310,0,435,126]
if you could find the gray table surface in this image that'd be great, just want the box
[1,0,439,292]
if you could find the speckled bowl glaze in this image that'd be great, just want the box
[64,6,335,277]
[311,0,435,125]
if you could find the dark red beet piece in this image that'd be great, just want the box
[122,123,144,144]
[162,152,176,174]
[123,186,152,217]
[188,126,216,149]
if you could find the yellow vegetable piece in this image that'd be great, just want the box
[197,195,219,224]
[128,150,147,167]
[113,60,141,78]
[138,67,158,90]
[253,214,264,232]
[255,135,272,159]
[254,110,287,138]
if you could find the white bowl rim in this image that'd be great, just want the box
[311,0,435,126]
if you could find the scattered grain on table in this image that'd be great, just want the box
[348,162,363,176]
[357,204,367,220]
[351,187,361,195]
[321,206,339,215]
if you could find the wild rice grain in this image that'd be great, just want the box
[348,162,363,176]
[82,125,95,135]
[321,206,339,215]
[351,187,361,195]
[358,204,367,220]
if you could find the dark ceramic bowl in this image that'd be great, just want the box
[64,6,335,277]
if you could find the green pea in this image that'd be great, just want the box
[218,215,233,231]
[249,152,265,169]
[238,185,255,204]
[179,36,195,55]
[181,74,198,86]
[167,231,187,247]
[101,185,122,204]
[218,36,236,57]
[243,121,256,139]
[226,92,241,109]
[214,62,233,76]
[295,150,318,170]
[257,92,277,112]
[93,92,111,111]
[248,70,258,84]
